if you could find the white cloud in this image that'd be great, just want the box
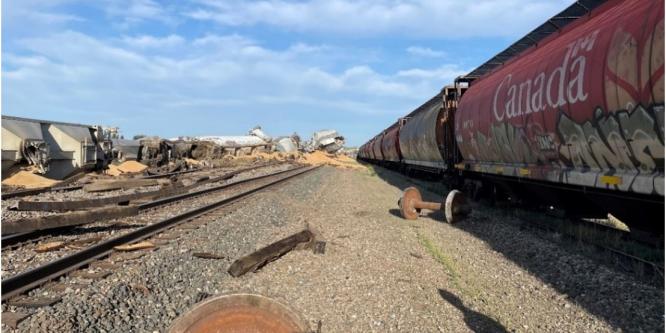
[122,34,185,48]
[406,46,445,58]
[4,31,464,143]
[185,0,572,38]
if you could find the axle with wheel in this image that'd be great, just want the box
[398,187,469,223]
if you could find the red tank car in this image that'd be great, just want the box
[455,0,664,197]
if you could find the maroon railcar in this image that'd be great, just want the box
[455,0,664,197]
[371,133,384,161]
[380,122,402,163]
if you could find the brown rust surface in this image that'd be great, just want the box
[169,294,308,333]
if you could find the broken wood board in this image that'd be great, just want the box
[1,206,139,235]
[228,229,313,277]
[114,241,155,251]
[192,252,225,259]
[69,270,112,279]
[83,178,165,192]
[34,241,65,253]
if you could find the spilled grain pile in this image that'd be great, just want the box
[302,151,365,170]
[107,160,148,176]
[2,171,60,189]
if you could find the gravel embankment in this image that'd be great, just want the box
[1,163,298,277]
[2,165,662,332]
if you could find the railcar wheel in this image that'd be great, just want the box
[169,294,308,333]
[444,190,470,224]
[399,187,422,220]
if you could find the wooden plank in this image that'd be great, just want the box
[1,206,139,235]
[82,179,163,192]
[2,312,31,328]
[7,296,62,308]
[228,229,313,277]
[192,252,225,259]
[17,185,186,212]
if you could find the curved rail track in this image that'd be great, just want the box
[1,164,320,301]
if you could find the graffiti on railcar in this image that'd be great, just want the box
[557,104,664,192]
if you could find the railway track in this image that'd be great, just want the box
[1,164,223,201]
[514,211,665,278]
[1,162,286,249]
[1,164,320,301]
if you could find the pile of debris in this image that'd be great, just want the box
[1,115,356,189]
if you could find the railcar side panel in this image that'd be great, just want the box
[455,0,664,196]
[399,98,446,169]
[381,123,402,162]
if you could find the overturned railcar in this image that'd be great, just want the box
[1,115,110,180]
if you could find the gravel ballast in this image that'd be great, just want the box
[1,165,663,332]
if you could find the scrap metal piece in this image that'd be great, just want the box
[168,294,309,333]
[1,206,139,235]
[228,230,314,277]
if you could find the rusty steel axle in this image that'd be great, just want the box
[398,187,469,223]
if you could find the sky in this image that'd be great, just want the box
[2,0,574,146]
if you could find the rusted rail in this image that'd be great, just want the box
[1,165,320,301]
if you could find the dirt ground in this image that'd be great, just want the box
[3,164,663,332]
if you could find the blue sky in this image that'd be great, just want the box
[3,0,573,146]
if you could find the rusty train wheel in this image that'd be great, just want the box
[169,294,309,333]
[399,187,422,220]
[444,190,469,224]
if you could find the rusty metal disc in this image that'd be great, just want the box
[399,187,422,220]
[444,190,469,224]
[168,294,309,333]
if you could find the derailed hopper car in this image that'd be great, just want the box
[1,115,110,180]
[359,0,664,233]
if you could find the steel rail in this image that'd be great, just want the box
[1,162,296,248]
[1,165,320,301]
